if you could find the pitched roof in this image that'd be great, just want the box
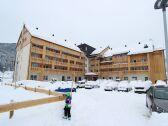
[25,24,81,52]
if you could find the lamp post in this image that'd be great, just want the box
[154,0,168,81]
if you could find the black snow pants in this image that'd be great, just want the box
[64,107,71,118]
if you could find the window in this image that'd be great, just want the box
[31,53,42,58]
[109,77,113,80]
[32,63,39,68]
[55,65,68,70]
[124,77,128,80]
[145,77,148,81]
[70,60,74,64]
[132,76,137,80]
[44,64,52,69]
[67,76,71,80]
[78,77,81,81]
[44,76,48,80]
[31,75,37,80]
[32,44,43,49]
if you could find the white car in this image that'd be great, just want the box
[104,81,118,91]
[76,80,86,88]
[85,84,94,89]
[118,81,132,92]
[133,80,152,93]
[104,85,113,91]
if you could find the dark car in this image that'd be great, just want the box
[146,85,168,113]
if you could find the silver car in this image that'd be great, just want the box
[146,85,168,113]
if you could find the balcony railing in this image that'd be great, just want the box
[130,62,148,66]
[31,47,43,54]
[31,57,43,63]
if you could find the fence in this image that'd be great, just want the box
[0,84,65,119]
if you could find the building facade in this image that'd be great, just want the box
[14,25,85,82]
[88,48,166,83]
[14,25,166,83]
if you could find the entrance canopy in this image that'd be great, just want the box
[85,72,98,81]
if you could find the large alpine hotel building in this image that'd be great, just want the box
[14,25,166,83]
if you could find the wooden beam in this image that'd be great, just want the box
[0,96,65,113]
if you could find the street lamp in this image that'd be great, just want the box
[154,0,168,81]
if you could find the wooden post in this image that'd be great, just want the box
[49,90,51,95]
[9,100,14,119]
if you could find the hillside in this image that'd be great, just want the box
[0,43,16,71]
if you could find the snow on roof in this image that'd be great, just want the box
[85,72,98,76]
[100,60,112,63]
[91,46,105,55]
[92,44,164,57]
[103,48,113,57]
[25,24,81,52]
[128,48,164,55]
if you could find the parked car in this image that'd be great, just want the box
[104,84,113,91]
[146,85,168,113]
[85,84,94,89]
[92,84,100,88]
[118,81,132,92]
[133,80,152,93]
[55,87,76,92]
[104,81,118,91]
[76,80,86,88]
[111,81,119,91]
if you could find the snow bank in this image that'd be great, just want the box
[16,80,76,91]
[155,80,167,86]
[0,85,50,104]
[132,80,152,88]
[148,112,168,126]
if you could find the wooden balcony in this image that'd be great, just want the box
[127,70,149,74]
[31,57,43,63]
[31,67,42,71]
[54,61,68,66]
[31,47,43,54]
[112,63,128,68]
[43,60,53,64]
[46,51,57,57]
[130,62,148,67]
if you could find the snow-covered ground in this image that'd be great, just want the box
[0,85,51,104]
[1,82,168,126]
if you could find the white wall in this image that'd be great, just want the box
[14,44,30,81]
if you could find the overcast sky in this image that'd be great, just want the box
[0,0,167,49]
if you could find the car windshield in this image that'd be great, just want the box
[154,88,168,100]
